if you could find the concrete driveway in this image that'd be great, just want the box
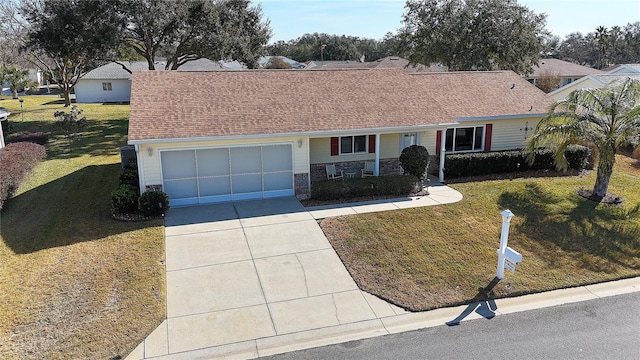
[126,188,640,359]
[131,197,406,359]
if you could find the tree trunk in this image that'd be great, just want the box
[592,150,615,198]
[12,90,18,99]
[62,84,71,107]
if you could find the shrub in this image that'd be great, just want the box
[139,190,170,217]
[399,145,430,181]
[444,146,591,178]
[565,145,592,170]
[0,142,47,209]
[119,160,139,189]
[7,131,49,145]
[311,175,418,201]
[110,184,139,214]
[54,105,87,146]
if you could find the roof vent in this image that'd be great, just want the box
[511,83,515,89]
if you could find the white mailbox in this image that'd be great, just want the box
[505,247,522,264]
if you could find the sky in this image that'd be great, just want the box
[256,0,640,43]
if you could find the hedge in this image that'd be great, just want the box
[443,145,591,178]
[7,131,49,145]
[0,142,47,209]
[311,174,419,201]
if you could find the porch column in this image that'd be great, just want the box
[374,133,380,176]
[439,130,446,182]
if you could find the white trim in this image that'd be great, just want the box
[456,113,545,122]
[439,130,446,182]
[128,123,456,145]
[134,144,145,193]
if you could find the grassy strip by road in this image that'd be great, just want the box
[0,96,165,359]
[321,155,640,312]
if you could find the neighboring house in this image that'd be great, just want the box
[259,56,305,69]
[128,68,553,206]
[527,58,603,89]
[549,64,640,100]
[314,56,445,72]
[75,59,239,103]
[0,107,10,149]
[75,61,151,103]
[602,64,640,75]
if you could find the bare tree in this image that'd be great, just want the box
[0,0,30,67]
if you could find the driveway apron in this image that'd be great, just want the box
[159,197,382,356]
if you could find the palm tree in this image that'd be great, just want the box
[0,66,36,99]
[526,78,640,199]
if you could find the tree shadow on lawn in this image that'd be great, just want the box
[7,119,130,159]
[498,182,640,272]
[1,164,161,254]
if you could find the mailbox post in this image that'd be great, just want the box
[497,209,514,279]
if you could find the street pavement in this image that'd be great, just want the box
[264,291,640,360]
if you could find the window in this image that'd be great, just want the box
[445,126,484,152]
[102,82,112,91]
[340,135,367,154]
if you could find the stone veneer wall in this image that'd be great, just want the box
[294,173,310,199]
[310,158,403,182]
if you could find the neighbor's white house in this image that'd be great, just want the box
[527,58,603,91]
[75,59,240,103]
[549,63,640,101]
[74,62,149,103]
[0,107,10,149]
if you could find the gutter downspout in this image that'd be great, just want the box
[439,131,446,183]
[134,144,145,193]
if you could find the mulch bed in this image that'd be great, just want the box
[577,188,624,204]
[300,188,429,208]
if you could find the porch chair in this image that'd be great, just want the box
[326,164,344,180]
[362,161,375,177]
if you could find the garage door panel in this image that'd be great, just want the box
[197,148,230,177]
[230,147,261,174]
[164,179,198,199]
[263,172,293,192]
[263,145,292,172]
[232,174,262,194]
[162,150,196,180]
[199,177,231,196]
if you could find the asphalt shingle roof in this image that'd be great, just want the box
[128,69,554,142]
[530,59,603,78]
[82,61,153,79]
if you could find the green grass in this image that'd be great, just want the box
[321,155,640,311]
[0,96,165,359]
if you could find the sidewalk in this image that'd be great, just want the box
[306,180,463,219]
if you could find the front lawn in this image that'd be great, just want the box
[0,96,165,359]
[321,154,640,311]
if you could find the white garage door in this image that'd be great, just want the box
[161,144,294,206]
